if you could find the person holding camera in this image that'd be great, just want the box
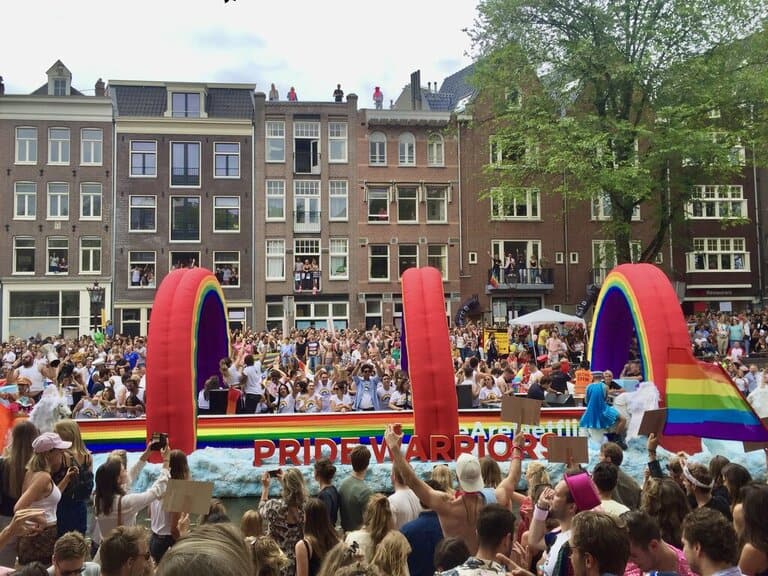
[53,419,94,536]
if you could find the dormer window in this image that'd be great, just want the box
[53,79,66,96]
[46,60,72,96]
[172,93,201,118]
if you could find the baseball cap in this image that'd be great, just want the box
[564,472,601,511]
[455,453,484,493]
[32,432,72,453]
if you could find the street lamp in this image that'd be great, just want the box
[86,281,105,332]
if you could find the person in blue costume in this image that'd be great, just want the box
[580,379,628,449]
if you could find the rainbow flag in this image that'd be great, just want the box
[665,348,768,442]
[488,275,499,288]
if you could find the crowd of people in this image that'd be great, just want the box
[0,418,765,576]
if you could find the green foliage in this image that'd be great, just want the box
[469,0,768,263]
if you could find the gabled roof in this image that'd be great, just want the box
[30,84,83,96]
[46,60,71,76]
[437,63,476,111]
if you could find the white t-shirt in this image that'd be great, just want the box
[541,530,571,576]
[243,363,264,395]
[388,488,422,529]
[198,389,210,410]
[600,499,630,518]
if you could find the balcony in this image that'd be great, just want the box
[294,266,322,294]
[293,210,321,233]
[486,268,554,294]
[171,168,200,187]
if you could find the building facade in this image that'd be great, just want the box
[0,61,114,339]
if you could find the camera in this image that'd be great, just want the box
[150,432,168,450]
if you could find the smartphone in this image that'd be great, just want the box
[150,432,168,450]
[267,469,281,478]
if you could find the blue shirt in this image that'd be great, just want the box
[401,511,443,576]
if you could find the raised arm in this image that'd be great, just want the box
[495,432,525,506]
[383,424,450,512]
[527,486,555,552]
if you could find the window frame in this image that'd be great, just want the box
[398,132,416,166]
[687,185,747,220]
[129,195,157,233]
[13,237,35,275]
[130,140,157,178]
[265,239,286,281]
[46,237,69,276]
[171,92,201,118]
[48,127,71,165]
[426,186,448,223]
[169,195,201,243]
[47,182,70,220]
[368,244,390,282]
[80,128,103,166]
[15,127,38,165]
[266,120,286,163]
[590,192,641,221]
[490,188,541,221]
[14,182,37,220]
[79,237,102,275]
[213,142,240,179]
[128,251,157,289]
[328,180,348,222]
[329,238,349,280]
[397,186,418,223]
[398,244,419,277]
[369,131,387,165]
[328,121,348,163]
[80,183,102,221]
[687,237,749,273]
[367,187,390,223]
[427,244,449,280]
[427,133,445,167]
[213,251,241,288]
[169,141,201,188]
[213,196,241,233]
[266,179,286,222]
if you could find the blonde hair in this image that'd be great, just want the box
[26,452,51,474]
[525,462,551,497]
[249,535,289,576]
[371,531,411,576]
[54,420,90,465]
[363,494,393,551]
[240,508,264,538]
[318,542,365,576]
[430,464,455,495]
[157,524,252,576]
[281,468,307,509]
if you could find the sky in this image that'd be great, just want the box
[1,0,480,106]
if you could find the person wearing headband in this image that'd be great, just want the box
[680,462,731,522]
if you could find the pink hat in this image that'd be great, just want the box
[32,432,72,453]
[564,472,601,511]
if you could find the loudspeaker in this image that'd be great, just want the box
[208,389,229,415]
[456,384,474,409]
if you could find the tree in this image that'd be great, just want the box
[469,0,768,264]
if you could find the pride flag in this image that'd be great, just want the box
[665,348,768,442]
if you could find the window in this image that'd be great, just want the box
[129,252,156,288]
[428,245,448,280]
[294,121,320,174]
[687,185,746,219]
[214,252,240,287]
[14,182,36,219]
[398,245,418,276]
[213,196,240,232]
[711,132,746,165]
[369,132,386,165]
[427,133,445,166]
[130,141,157,177]
[171,142,200,187]
[15,128,37,164]
[81,129,103,165]
[555,252,564,264]
[329,180,348,221]
[490,188,540,220]
[688,238,749,272]
[48,128,70,165]
[398,132,415,166]
[397,186,418,223]
[80,183,102,220]
[80,238,101,274]
[170,196,201,241]
[468,252,478,265]
[47,183,69,220]
[368,187,389,223]
[47,238,69,275]
[170,251,200,270]
[490,135,526,165]
[129,196,157,232]
[590,192,641,221]
[328,122,348,163]
[329,238,348,280]
[266,121,285,163]
[427,187,448,223]
[266,240,286,281]
[266,302,285,331]
[592,240,642,272]
[266,180,285,221]
[294,239,321,293]
[54,78,66,96]
[171,92,201,117]
[570,252,579,264]
[369,245,390,281]
[213,143,240,178]
[13,237,35,274]
[294,180,321,231]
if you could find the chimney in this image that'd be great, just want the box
[427,82,432,92]
[95,78,105,97]
[433,81,437,93]
[0,76,4,96]
[410,70,421,111]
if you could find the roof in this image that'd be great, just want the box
[110,85,254,119]
[30,84,84,96]
[509,308,586,327]
[437,63,476,111]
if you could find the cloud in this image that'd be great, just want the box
[193,29,265,50]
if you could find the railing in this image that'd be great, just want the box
[293,210,322,233]
[487,267,554,291]
[171,168,200,186]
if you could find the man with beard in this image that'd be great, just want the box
[12,349,54,402]
[568,511,630,576]
[99,525,152,576]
